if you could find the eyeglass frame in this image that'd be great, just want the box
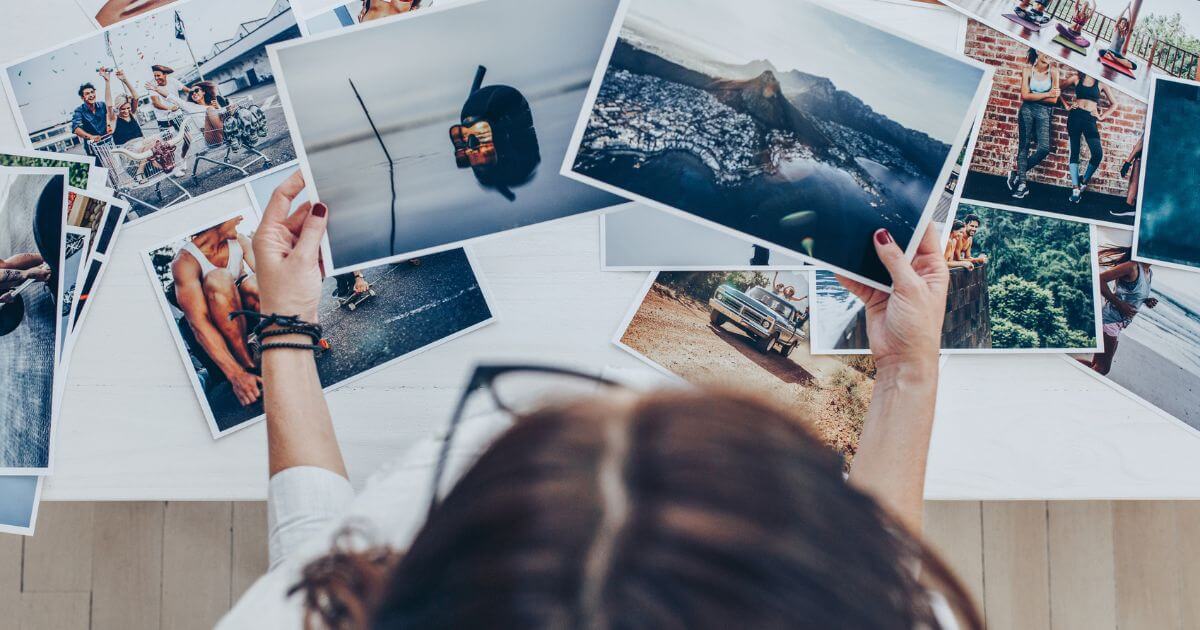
[427,364,623,515]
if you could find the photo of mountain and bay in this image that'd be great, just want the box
[568,0,991,288]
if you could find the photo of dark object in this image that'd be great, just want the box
[450,65,540,201]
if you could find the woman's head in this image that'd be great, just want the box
[116,95,134,119]
[189,86,205,104]
[951,220,965,235]
[1099,245,1132,267]
[1117,16,1130,32]
[190,81,221,106]
[296,390,979,630]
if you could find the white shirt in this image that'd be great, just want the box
[151,77,186,122]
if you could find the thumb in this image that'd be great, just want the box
[295,202,328,263]
[872,229,916,289]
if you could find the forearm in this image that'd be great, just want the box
[189,320,247,378]
[848,358,939,534]
[263,333,345,478]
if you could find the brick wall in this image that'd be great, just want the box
[836,265,991,350]
[964,20,1147,197]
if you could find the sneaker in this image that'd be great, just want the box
[1109,208,1137,217]
[1006,170,1019,190]
[1012,182,1030,199]
[1070,188,1082,203]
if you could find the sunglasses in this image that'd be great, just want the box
[426,364,622,515]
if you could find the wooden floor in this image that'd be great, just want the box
[1,501,1197,629]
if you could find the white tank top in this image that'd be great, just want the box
[181,239,244,279]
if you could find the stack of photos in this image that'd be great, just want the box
[940,0,1200,100]
[75,0,183,27]
[270,0,625,274]
[564,0,992,290]
[144,207,496,437]
[59,227,91,362]
[958,19,1148,228]
[1072,227,1200,433]
[1133,77,1200,273]
[614,270,873,463]
[0,169,70,474]
[812,203,1103,353]
[65,190,130,340]
[4,0,305,222]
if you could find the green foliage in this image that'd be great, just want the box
[1137,13,1200,77]
[0,155,90,189]
[960,204,1097,349]
[657,271,770,303]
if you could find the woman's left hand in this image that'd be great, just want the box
[252,170,328,322]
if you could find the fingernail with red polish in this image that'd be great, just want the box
[874,229,893,246]
[313,203,328,218]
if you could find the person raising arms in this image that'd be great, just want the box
[217,171,980,629]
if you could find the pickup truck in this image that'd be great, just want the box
[708,284,807,357]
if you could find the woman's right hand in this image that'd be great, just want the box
[837,225,949,372]
[252,171,328,323]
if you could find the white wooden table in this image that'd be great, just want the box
[4,0,1199,502]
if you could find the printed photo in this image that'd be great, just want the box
[60,228,91,362]
[1133,76,1200,272]
[602,204,808,271]
[564,0,991,290]
[4,0,304,222]
[0,150,93,190]
[271,0,624,274]
[303,0,451,33]
[614,270,874,463]
[76,0,183,27]
[0,169,69,473]
[959,20,1148,227]
[940,0,1200,99]
[0,476,42,536]
[145,208,495,437]
[813,203,1103,353]
[1073,227,1200,433]
[68,193,130,337]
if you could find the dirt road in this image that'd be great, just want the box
[620,286,872,462]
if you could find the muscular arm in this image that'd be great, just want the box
[238,234,256,273]
[172,256,247,381]
[1099,261,1135,306]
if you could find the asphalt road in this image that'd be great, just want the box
[205,248,491,433]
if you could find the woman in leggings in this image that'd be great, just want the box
[1008,48,1060,199]
[1060,71,1114,204]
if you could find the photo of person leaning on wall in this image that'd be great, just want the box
[958,20,1148,229]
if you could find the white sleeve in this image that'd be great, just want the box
[267,466,355,570]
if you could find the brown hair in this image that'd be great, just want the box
[294,390,981,629]
[1098,245,1133,268]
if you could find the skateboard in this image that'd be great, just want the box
[338,287,378,311]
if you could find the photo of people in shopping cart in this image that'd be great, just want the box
[2,0,303,223]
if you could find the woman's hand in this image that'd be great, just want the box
[1113,299,1139,320]
[837,225,949,372]
[252,170,328,323]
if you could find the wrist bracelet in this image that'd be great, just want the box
[230,311,327,357]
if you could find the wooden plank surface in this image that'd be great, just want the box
[981,502,1051,630]
[231,502,269,601]
[1047,502,1117,630]
[21,502,94,592]
[91,503,164,630]
[19,592,91,630]
[923,501,984,611]
[161,502,234,630]
[1113,502,1182,630]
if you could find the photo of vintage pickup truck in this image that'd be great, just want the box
[709,284,808,357]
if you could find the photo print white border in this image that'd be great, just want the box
[64,187,131,349]
[269,0,626,277]
[144,206,500,439]
[0,166,71,476]
[1131,75,1200,274]
[559,0,995,293]
[73,0,187,29]
[2,0,308,228]
[60,226,92,367]
[1063,353,1200,440]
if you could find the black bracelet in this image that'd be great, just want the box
[259,325,322,345]
[230,311,327,357]
[260,341,327,354]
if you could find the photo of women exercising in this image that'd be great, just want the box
[1080,246,1155,375]
[170,216,262,407]
[1060,71,1115,204]
[1008,48,1060,199]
